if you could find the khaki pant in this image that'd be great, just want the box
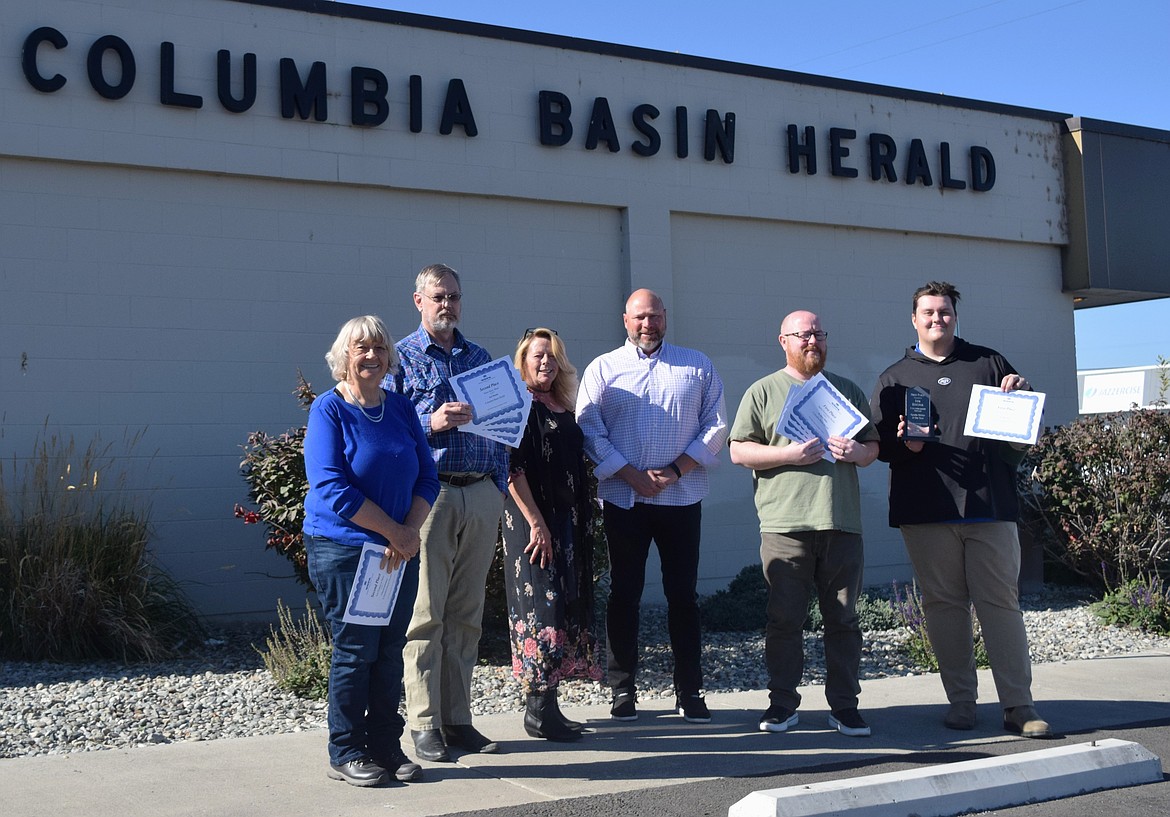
[403,477,504,730]
[900,521,1034,708]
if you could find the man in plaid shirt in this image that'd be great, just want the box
[386,263,509,763]
[576,288,728,724]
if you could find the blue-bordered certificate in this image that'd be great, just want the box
[963,385,1046,445]
[452,357,532,447]
[343,543,406,625]
[775,374,867,463]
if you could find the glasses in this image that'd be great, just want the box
[782,330,828,342]
[421,292,462,305]
[523,328,558,338]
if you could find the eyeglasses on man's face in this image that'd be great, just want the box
[782,330,828,342]
[421,292,462,305]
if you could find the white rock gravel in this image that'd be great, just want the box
[3,588,1168,758]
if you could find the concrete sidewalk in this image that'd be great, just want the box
[2,653,1168,817]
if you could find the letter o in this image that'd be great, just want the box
[87,35,136,100]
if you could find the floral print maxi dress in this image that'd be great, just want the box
[501,401,602,693]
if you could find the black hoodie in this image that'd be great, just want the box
[869,338,1027,528]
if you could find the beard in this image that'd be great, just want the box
[431,314,458,333]
[787,346,826,377]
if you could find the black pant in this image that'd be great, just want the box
[603,501,703,696]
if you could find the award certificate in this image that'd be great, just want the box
[963,385,1046,445]
[775,374,867,462]
[451,357,532,447]
[343,543,407,625]
[451,358,526,423]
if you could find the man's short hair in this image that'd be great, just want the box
[912,281,961,314]
[415,263,461,294]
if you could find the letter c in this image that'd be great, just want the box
[23,27,68,93]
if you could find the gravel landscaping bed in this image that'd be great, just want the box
[4,587,1168,758]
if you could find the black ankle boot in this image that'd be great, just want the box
[548,690,584,732]
[524,692,581,741]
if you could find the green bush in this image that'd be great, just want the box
[1091,577,1170,634]
[0,428,201,661]
[259,599,333,699]
[700,565,769,632]
[1019,405,1170,588]
[237,373,315,588]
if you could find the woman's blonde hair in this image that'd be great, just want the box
[513,328,578,410]
[325,315,400,383]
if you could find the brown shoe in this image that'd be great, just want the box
[1003,706,1050,738]
[944,701,977,730]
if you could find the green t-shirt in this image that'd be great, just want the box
[729,370,878,535]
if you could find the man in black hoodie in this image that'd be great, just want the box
[870,281,1049,738]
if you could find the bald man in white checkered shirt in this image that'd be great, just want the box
[576,288,728,724]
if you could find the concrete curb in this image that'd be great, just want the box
[728,739,1164,817]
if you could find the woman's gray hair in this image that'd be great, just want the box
[325,315,400,382]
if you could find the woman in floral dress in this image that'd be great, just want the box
[501,327,601,741]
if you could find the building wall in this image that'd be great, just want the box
[1,0,1078,618]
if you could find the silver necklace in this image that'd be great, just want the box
[343,382,385,423]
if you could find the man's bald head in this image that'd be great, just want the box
[623,289,667,354]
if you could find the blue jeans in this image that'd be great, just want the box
[306,536,419,766]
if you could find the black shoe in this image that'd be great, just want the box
[410,729,450,763]
[442,723,500,753]
[373,747,423,782]
[524,692,582,742]
[549,694,585,732]
[675,693,711,723]
[828,707,872,737]
[327,758,388,787]
[610,690,638,721]
[759,705,799,733]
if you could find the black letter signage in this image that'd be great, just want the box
[87,34,136,100]
[439,78,477,136]
[23,26,68,93]
[280,58,327,121]
[539,90,572,146]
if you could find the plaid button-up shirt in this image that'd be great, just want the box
[385,324,509,493]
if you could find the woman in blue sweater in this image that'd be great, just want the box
[303,315,439,787]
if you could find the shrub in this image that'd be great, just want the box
[259,599,333,699]
[0,428,202,661]
[700,565,768,632]
[892,581,988,672]
[1019,394,1170,588]
[1091,576,1170,635]
[237,373,316,588]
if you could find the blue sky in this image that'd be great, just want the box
[347,0,1169,370]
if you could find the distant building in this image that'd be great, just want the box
[1077,365,1169,413]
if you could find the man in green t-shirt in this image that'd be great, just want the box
[729,310,879,738]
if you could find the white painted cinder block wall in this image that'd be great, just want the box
[0,0,1076,618]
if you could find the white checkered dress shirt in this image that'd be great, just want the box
[576,340,728,509]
